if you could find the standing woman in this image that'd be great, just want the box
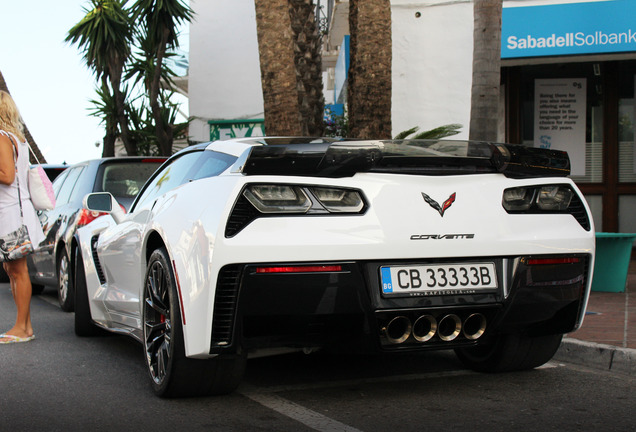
[0,90,44,343]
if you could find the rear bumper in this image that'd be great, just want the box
[209,254,591,355]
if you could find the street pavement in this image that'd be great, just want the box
[554,258,635,375]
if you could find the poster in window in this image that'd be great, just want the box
[534,78,587,176]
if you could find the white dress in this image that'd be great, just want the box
[0,130,45,249]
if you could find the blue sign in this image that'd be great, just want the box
[502,0,636,59]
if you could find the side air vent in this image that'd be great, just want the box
[90,235,106,285]
[568,193,591,231]
[211,265,241,349]
[225,195,260,238]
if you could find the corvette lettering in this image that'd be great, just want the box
[410,234,475,240]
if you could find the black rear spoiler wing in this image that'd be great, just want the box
[238,139,570,179]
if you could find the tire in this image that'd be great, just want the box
[0,267,9,283]
[455,333,563,373]
[31,284,45,295]
[57,249,74,312]
[74,248,101,337]
[143,247,246,398]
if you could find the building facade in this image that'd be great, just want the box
[188,0,636,235]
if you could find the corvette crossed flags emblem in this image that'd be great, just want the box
[421,192,456,217]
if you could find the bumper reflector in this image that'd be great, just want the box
[526,257,581,265]
[255,265,343,274]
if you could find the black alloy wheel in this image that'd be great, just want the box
[143,247,246,398]
[143,249,174,393]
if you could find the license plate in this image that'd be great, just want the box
[381,263,497,296]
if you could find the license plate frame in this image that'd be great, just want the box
[380,262,498,297]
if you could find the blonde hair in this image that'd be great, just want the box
[0,90,25,142]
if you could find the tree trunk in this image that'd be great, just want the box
[109,62,137,156]
[149,27,174,156]
[347,0,392,139]
[254,0,304,136]
[101,77,116,157]
[0,69,47,163]
[289,0,325,136]
[469,0,502,142]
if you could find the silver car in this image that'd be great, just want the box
[28,157,165,311]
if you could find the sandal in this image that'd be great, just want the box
[0,334,35,344]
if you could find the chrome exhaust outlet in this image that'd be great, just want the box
[412,315,437,342]
[384,316,412,344]
[462,313,487,340]
[437,314,462,341]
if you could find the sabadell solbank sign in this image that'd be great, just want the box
[502,0,636,59]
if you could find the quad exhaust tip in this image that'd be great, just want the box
[462,313,487,340]
[384,316,412,344]
[412,315,437,342]
[382,313,487,344]
[437,314,462,341]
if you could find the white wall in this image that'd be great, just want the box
[189,0,264,142]
[191,1,582,141]
[391,1,474,138]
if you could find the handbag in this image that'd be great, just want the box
[0,224,33,262]
[26,143,56,211]
[0,138,34,262]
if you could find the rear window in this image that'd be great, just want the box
[99,162,163,199]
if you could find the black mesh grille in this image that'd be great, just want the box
[568,193,591,231]
[211,265,241,347]
[91,236,106,285]
[225,194,260,237]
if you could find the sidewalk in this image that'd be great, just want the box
[554,256,635,375]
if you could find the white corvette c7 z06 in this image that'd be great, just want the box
[71,138,595,397]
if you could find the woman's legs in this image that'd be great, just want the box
[2,257,34,338]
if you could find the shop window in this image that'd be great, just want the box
[584,194,603,232]
[619,196,636,235]
[618,61,636,183]
[518,63,603,183]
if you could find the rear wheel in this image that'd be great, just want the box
[57,249,74,312]
[143,247,245,398]
[74,248,101,337]
[31,284,45,295]
[0,267,8,283]
[455,333,563,372]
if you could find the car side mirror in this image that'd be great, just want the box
[83,192,126,224]
[85,192,113,212]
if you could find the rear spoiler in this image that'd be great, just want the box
[239,139,570,179]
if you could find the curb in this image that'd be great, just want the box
[554,338,636,376]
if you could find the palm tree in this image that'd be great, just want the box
[289,0,325,136]
[347,0,392,139]
[66,0,135,156]
[254,0,304,136]
[254,0,324,136]
[468,0,502,142]
[0,70,47,163]
[394,124,463,140]
[129,0,193,156]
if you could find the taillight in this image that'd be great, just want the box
[502,184,590,231]
[76,204,126,227]
[242,184,366,214]
[243,185,311,213]
[503,184,574,212]
[77,209,105,227]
